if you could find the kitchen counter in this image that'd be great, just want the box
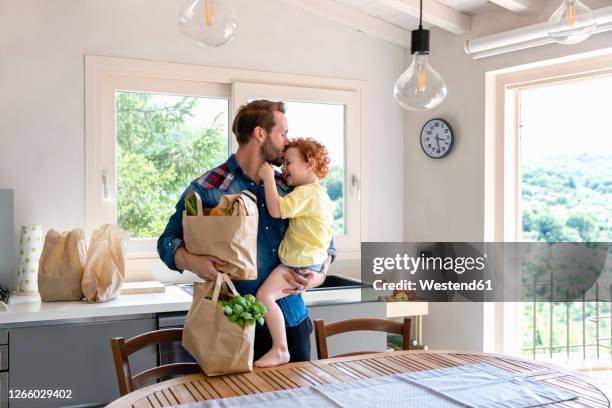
[0,285,191,327]
[0,283,373,328]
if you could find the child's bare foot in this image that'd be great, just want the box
[254,348,290,368]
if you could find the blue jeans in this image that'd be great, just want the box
[281,263,324,274]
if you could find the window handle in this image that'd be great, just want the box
[102,170,110,200]
[352,174,361,200]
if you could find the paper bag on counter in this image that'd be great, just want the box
[182,274,255,376]
[183,190,258,281]
[81,224,129,303]
[38,229,87,301]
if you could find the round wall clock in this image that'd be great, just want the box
[420,118,454,159]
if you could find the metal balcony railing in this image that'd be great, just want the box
[521,272,611,364]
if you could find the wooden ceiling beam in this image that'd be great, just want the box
[375,0,471,34]
[488,0,538,13]
[279,0,411,48]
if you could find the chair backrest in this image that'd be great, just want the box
[314,317,411,359]
[110,328,201,396]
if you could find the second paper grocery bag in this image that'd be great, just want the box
[81,224,129,303]
[182,275,255,376]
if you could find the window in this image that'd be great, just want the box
[520,78,612,243]
[488,54,612,369]
[518,76,612,364]
[86,56,365,260]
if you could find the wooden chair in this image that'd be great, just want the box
[314,317,411,359]
[111,328,201,396]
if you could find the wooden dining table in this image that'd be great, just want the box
[106,350,612,408]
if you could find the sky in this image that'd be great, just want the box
[521,74,612,164]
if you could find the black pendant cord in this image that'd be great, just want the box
[411,0,430,54]
[419,0,423,29]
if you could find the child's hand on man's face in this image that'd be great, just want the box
[258,162,275,181]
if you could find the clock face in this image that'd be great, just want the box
[420,119,454,159]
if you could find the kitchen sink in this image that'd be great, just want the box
[307,275,370,291]
[177,283,195,296]
[177,275,369,296]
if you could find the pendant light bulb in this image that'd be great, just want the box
[178,0,238,47]
[394,52,447,111]
[548,0,596,45]
[394,0,446,111]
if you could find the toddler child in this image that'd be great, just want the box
[255,138,334,367]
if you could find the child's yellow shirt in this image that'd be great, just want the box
[277,183,334,267]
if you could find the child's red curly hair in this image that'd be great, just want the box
[285,138,330,179]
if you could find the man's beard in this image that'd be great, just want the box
[261,138,283,166]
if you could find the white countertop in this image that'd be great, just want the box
[0,285,193,326]
[0,284,367,327]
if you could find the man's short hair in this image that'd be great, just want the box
[232,100,286,146]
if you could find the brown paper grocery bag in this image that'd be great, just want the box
[182,274,255,376]
[38,229,87,301]
[81,224,129,303]
[183,190,258,281]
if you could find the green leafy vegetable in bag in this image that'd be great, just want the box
[204,282,268,328]
[217,294,269,328]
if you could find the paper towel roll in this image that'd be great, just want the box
[16,225,44,295]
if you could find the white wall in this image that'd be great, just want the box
[0,0,405,287]
[405,0,612,352]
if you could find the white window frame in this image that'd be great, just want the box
[85,55,367,260]
[484,50,612,356]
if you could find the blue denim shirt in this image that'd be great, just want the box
[158,154,336,327]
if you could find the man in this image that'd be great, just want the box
[157,100,335,362]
